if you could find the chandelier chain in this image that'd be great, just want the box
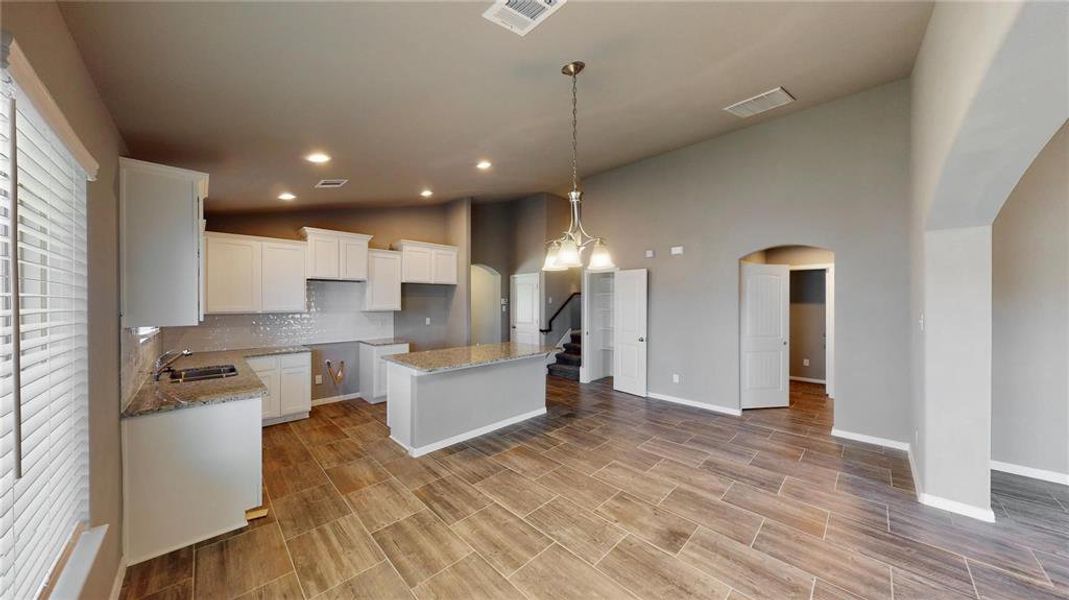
[571,71,578,193]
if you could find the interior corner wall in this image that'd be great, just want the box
[581,79,912,442]
[444,198,472,347]
[3,2,128,596]
[992,122,1069,477]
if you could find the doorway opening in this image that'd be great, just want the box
[471,264,503,344]
[578,269,648,397]
[739,246,835,412]
[580,271,614,383]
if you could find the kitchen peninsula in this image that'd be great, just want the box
[383,342,552,456]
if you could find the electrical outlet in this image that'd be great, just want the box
[670,246,684,256]
[672,373,681,384]
[645,249,655,258]
[314,374,323,385]
[803,358,810,367]
[425,317,431,325]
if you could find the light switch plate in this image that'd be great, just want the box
[670,246,684,256]
[425,317,431,325]
[645,250,655,258]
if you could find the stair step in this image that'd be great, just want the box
[554,351,581,366]
[563,342,581,354]
[569,331,582,344]
[547,363,580,381]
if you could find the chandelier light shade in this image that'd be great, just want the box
[542,61,614,272]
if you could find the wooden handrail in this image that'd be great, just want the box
[540,292,581,334]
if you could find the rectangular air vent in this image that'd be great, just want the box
[723,87,796,118]
[315,179,348,189]
[482,0,567,36]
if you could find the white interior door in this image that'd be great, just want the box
[613,269,647,397]
[740,263,790,409]
[510,273,541,346]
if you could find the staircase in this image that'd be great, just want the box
[547,331,582,381]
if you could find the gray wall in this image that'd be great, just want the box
[4,2,128,596]
[581,80,912,442]
[471,201,514,342]
[992,122,1069,475]
[789,270,827,381]
[443,198,472,347]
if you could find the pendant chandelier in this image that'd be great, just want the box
[542,61,615,273]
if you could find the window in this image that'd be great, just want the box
[0,61,90,599]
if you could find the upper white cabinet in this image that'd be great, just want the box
[120,158,208,327]
[393,240,458,285]
[299,228,372,280]
[204,232,306,314]
[365,249,402,311]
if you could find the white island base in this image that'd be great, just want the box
[385,344,549,457]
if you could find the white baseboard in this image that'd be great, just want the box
[789,376,826,384]
[395,407,547,457]
[830,428,910,452]
[991,460,1069,485]
[908,447,922,498]
[918,492,996,523]
[312,392,362,407]
[109,556,127,600]
[647,392,742,417]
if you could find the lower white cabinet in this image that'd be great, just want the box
[246,352,311,424]
[205,232,307,314]
[365,249,402,311]
[359,341,410,403]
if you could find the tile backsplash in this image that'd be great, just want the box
[160,280,393,353]
[121,327,161,409]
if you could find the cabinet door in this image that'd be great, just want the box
[366,251,402,311]
[280,365,311,416]
[431,248,458,285]
[401,246,433,283]
[374,345,409,399]
[339,238,369,280]
[255,369,281,420]
[205,235,262,313]
[307,235,340,279]
[261,242,307,313]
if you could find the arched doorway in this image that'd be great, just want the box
[471,264,503,344]
[739,245,835,417]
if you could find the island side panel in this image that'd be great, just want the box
[409,355,547,455]
[386,362,414,448]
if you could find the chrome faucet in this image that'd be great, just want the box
[154,349,192,381]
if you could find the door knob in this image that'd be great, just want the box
[638,337,645,342]
[783,340,788,346]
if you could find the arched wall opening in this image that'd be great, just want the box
[470,264,503,344]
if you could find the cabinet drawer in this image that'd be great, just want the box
[278,352,310,369]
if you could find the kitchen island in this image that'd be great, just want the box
[383,342,552,456]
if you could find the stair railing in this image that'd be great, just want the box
[539,292,581,334]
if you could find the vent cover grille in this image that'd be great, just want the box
[315,179,348,189]
[724,87,796,118]
[482,0,567,36]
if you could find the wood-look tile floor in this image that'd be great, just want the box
[120,379,1069,600]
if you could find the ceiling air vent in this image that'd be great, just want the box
[723,87,796,118]
[314,179,348,189]
[482,0,567,36]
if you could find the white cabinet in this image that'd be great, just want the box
[359,342,410,403]
[365,250,403,311]
[120,158,208,327]
[204,232,306,314]
[247,352,311,424]
[300,228,372,280]
[393,240,458,285]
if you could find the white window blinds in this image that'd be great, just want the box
[0,69,90,600]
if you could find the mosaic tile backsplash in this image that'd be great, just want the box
[121,327,161,409]
[160,280,394,353]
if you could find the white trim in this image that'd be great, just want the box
[4,38,99,179]
[52,525,108,600]
[394,407,547,457]
[991,460,1069,485]
[647,392,743,417]
[788,263,834,271]
[830,428,910,452]
[908,446,922,498]
[311,392,362,407]
[789,376,826,384]
[555,328,573,350]
[918,492,996,523]
[108,556,127,600]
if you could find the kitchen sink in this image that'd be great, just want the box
[169,364,238,382]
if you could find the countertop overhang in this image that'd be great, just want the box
[382,342,552,374]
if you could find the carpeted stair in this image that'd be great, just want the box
[547,331,582,380]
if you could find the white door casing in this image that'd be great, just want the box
[613,269,647,397]
[740,263,790,409]
[510,273,541,346]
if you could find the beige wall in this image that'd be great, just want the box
[788,270,827,381]
[582,80,912,441]
[3,2,128,596]
[992,122,1069,475]
[765,245,834,266]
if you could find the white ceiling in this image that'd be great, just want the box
[59,1,933,212]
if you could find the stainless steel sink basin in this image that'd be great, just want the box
[169,364,238,382]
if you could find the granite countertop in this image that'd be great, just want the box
[359,338,409,347]
[121,345,310,419]
[382,342,552,374]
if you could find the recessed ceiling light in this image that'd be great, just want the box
[476,160,492,170]
[278,192,296,201]
[305,152,331,164]
[420,189,433,198]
